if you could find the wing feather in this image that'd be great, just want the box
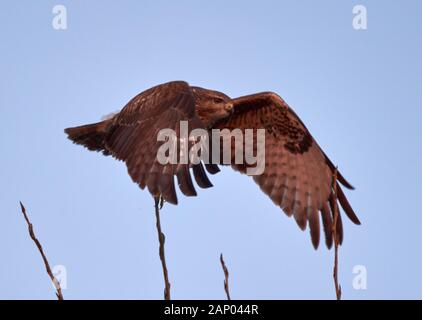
[214,92,359,248]
[103,81,212,204]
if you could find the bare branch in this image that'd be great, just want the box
[220,253,231,300]
[19,201,63,300]
[331,169,342,300]
[154,196,171,300]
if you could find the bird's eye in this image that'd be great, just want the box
[213,97,224,103]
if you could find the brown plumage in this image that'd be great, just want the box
[65,81,360,249]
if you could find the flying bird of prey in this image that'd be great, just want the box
[65,81,360,249]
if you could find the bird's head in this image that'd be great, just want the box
[191,87,233,127]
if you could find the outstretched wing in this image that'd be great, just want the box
[213,92,360,249]
[103,81,217,204]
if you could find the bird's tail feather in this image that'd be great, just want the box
[64,120,111,154]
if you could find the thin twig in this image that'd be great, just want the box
[154,196,171,300]
[220,253,231,300]
[331,169,342,300]
[19,201,63,300]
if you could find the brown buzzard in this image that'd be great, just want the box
[65,81,360,249]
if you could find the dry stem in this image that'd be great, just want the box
[19,201,63,300]
[331,169,342,300]
[154,196,171,300]
[220,253,231,300]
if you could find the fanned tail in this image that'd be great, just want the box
[64,120,111,155]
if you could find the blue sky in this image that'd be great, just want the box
[1,0,421,299]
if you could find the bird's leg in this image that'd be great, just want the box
[154,195,171,300]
